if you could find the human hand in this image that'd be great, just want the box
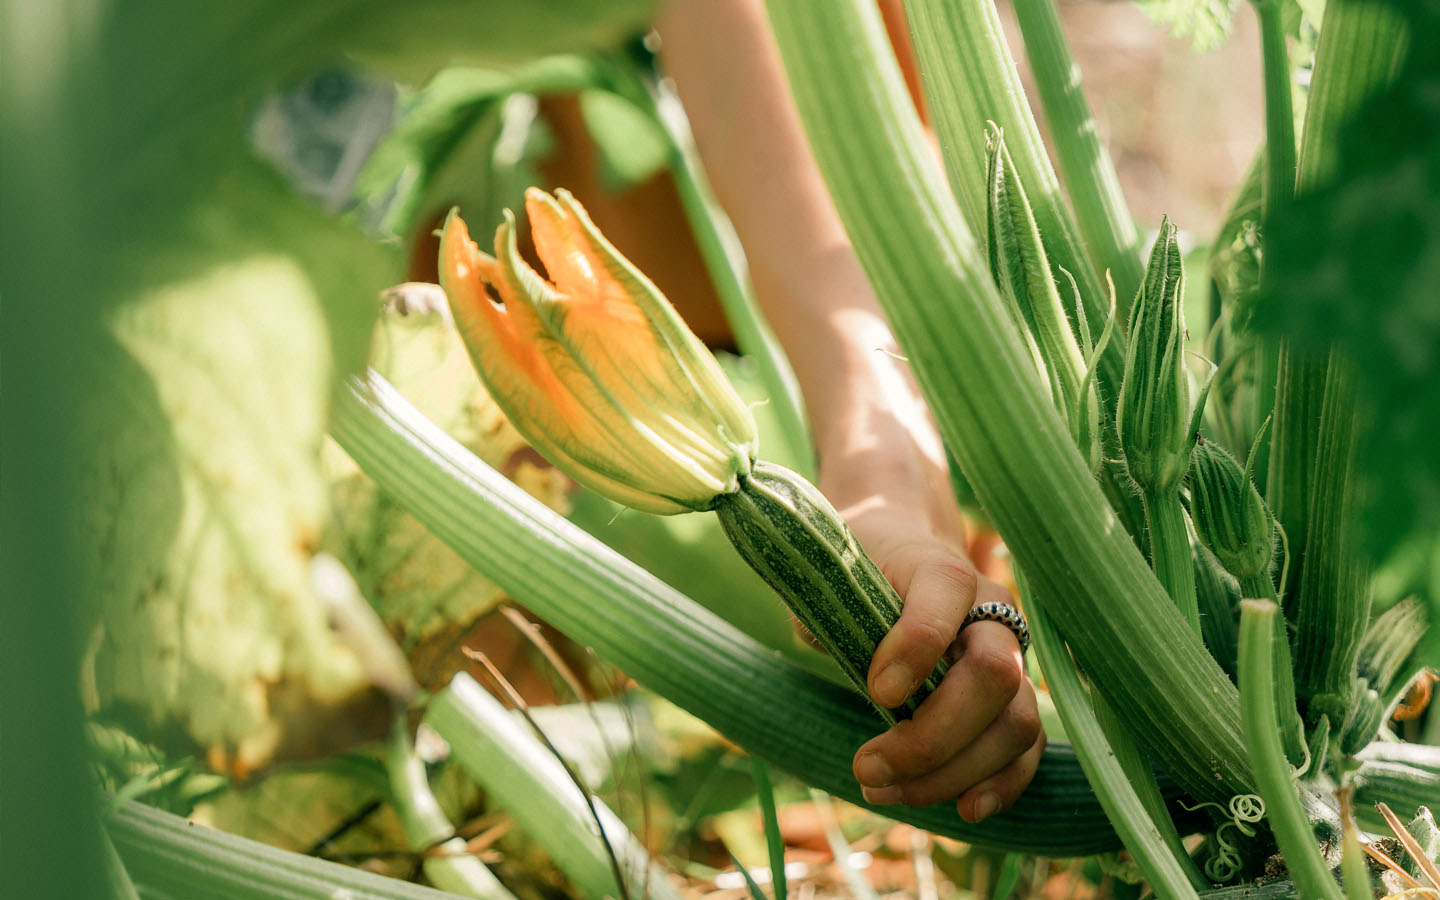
[814,344,1044,822]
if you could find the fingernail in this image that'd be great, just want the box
[972,792,1001,822]
[854,751,894,787]
[861,784,903,806]
[873,662,916,707]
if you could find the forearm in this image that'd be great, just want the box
[656,0,899,447]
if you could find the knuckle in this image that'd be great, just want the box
[970,643,1024,696]
[892,720,946,772]
[1004,700,1043,750]
[876,541,932,593]
[899,616,954,657]
[927,558,978,599]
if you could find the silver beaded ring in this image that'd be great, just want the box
[961,601,1030,654]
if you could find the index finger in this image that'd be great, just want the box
[868,548,978,708]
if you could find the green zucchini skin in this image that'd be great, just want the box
[714,461,947,722]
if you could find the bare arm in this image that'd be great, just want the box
[656,0,1043,821]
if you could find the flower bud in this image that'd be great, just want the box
[1118,219,1194,494]
[985,125,1101,471]
[439,188,758,514]
[1186,438,1274,582]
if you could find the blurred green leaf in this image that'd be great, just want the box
[85,168,404,772]
[1255,0,1440,664]
[579,88,670,189]
[356,59,600,239]
[1134,0,1241,51]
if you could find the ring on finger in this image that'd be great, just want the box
[960,600,1030,654]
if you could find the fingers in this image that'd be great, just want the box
[867,545,978,708]
[858,628,1022,780]
[854,606,1037,818]
[957,728,1046,823]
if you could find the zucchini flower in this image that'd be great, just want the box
[438,188,758,515]
[1117,219,1201,495]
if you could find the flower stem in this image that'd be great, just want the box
[1143,492,1199,635]
[1238,599,1342,900]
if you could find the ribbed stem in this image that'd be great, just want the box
[1238,572,1306,765]
[1026,589,1206,896]
[1267,0,1409,614]
[901,0,1126,396]
[1144,492,1200,634]
[387,719,513,899]
[1247,0,1296,534]
[1254,0,1296,218]
[1010,0,1143,304]
[109,800,489,900]
[762,0,1250,803]
[1292,356,1370,724]
[333,372,1140,852]
[1238,599,1343,900]
[427,675,676,900]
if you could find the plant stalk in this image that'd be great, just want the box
[333,372,1149,853]
[1292,356,1371,723]
[1267,0,1410,615]
[1026,587,1206,896]
[1143,492,1200,634]
[761,0,1251,803]
[1010,0,1143,304]
[387,718,512,899]
[643,75,815,476]
[1238,599,1343,900]
[1247,0,1297,495]
[901,0,1127,392]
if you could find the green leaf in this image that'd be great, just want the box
[356,59,598,239]
[579,88,670,189]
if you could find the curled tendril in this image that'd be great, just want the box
[1181,794,1267,882]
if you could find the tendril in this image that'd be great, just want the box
[1181,794,1266,882]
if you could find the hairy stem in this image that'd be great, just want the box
[1144,492,1199,635]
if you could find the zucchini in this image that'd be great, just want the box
[714,461,947,722]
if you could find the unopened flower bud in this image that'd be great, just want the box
[1186,438,1275,583]
[1118,219,1195,494]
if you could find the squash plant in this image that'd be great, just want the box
[5,0,1439,897]
[340,0,1440,892]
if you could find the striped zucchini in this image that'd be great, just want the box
[714,461,947,722]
